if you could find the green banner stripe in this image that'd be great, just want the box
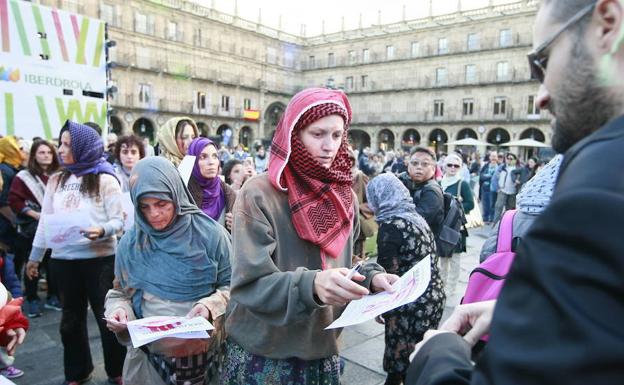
[10,0,31,56]
[75,17,89,64]
[36,96,53,140]
[92,21,104,67]
[5,93,14,136]
[32,5,50,57]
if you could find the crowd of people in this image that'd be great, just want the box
[0,1,621,384]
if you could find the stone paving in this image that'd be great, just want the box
[10,227,491,385]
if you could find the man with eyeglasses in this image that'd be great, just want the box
[398,147,445,237]
[492,152,519,223]
[406,1,624,384]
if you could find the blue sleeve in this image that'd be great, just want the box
[2,255,23,298]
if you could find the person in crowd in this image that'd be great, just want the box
[493,152,518,222]
[0,137,26,250]
[391,152,408,174]
[479,151,499,224]
[253,145,269,173]
[407,1,624,383]
[187,138,237,231]
[156,117,199,167]
[349,149,375,262]
[217,144,232,167]
[514,156,539,193]
[105,133,118,164]
[480,154,563,262]
[440,153,474,297]
[222,88,397,385]
[17,140,31,167]
[222,159,246,191]
[468,152,481,193]
[8,140,61,317]
[113,135,145,192]
[142,136,155,157]
[232,144,248,161]
[399,147,445,237]
[367,173,445,385]
[358,147,375,176]
[0,283,28,379]
[105,156,232,385]
[382,150,396,173]
[242,157,257,181]
[25,121,126,385]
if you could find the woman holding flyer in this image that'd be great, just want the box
[222,88,397,385]
[366,173,445,385]
[25,120,126,385]
[105,156,231,385]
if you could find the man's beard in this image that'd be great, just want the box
[550,42,618,153]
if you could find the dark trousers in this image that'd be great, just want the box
[49,256,126,381]
[24,250,58,301]
[481,190,496,222]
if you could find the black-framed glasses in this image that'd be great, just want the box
[527,3,596,83]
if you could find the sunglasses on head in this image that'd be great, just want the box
[446,164,461,169]
[527,3,595,83]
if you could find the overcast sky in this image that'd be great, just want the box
[193,0,518,36]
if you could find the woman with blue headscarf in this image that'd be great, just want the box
[366,173,446,385]
[104,156,231,385]
[25,120,127,385]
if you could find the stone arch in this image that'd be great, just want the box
[196,121,210,137]
[486,127,511,146]
[377,129,395,151]
[401,129,421,149]
[520,127,546,142]
[239,126,253,149]
[132,117,156,141]
[428,128,448,154]
[456,128,478,140]
[265,101,286,130]
[348,129,371,150]
[109,115,124,135]
[217,124,234,147]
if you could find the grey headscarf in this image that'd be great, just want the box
[516,155,564,214]
[115,157,231,302]
[366,173,430,231]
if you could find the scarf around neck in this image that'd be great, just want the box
[157,117,198,167]
[441,174,462,191]
[116,157,231,302]
[0,136,25,169]
[60,120,116,179]
[268,88,354,268]
[187,138,226,220]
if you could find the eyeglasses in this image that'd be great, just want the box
[446,164,461,169]
[527,3,595,83]
[410,160,432,168]
[507,157,515,161]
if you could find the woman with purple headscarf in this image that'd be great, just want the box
[187,138,237,231]
[25,121,126,385]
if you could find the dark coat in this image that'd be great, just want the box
[398,173,444,236]
[406,114,624,385]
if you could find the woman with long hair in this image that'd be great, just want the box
[156,117,199,167]
[8,140,61,317]
[26,121,126,385]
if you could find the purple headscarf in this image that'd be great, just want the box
[59,120,116,179]
[187,138,225,220]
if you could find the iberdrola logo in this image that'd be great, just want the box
[0,67,20,82]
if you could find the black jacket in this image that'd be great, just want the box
[398,173,444,235]
[407,114,624,385]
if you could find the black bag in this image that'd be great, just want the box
[16,200,40,239]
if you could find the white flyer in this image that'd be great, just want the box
[121,192,135,231]
[127,316,214,348]
[178,155,197,186]
[0,375,16,384]
[44,211,90,247]
[326,255,432,329]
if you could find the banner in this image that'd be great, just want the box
[0,0,107,140]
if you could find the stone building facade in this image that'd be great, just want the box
[39,0,549,157]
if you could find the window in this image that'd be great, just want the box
[465,64,477,83]
[267,47,277,65]
[497,61,509,81]
[348,50,357,64]
[284,51,295,68]
[197,92,206,110]
[135,12,147,34]
[467,33,479,51]
[361,75,368,89]
[193,28,202,46]
[438,38,448,54]
[434,100,444,117]
[328,52,335,67]
[167,21,177,40]
[500,29,512,47]
[243,98,252,110]
[386,45,395,60]
[346,76,354,90]
[435,67,447,86]
[308,55,316,69]
[221,95,230,111]
[494,97,507,115]
[527,95,540,115]
[463,99,474,116]
[411,41,420,57]
[362,48,370,63]
[138,83,151,104]
[100,4,115,25]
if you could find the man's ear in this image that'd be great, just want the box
[595,0,624,54]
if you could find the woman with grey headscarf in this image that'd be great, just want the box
[367,173,445,385]
[479,155,564,262]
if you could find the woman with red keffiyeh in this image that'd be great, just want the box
[221,88,398,384]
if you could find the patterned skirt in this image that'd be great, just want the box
[220,339,340,385]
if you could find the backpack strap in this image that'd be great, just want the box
[496,209,517,253]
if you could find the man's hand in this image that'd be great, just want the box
[5,328,25,356]
[106,308,129,334]
[371,273,399,293]
[26,261,40,279]
[224,213,233,231]
[314,268,369,306]
[440,300,496,346]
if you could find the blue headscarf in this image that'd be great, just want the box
[59,120,116,178]
[366,173,430,231]
[115,157,231,302]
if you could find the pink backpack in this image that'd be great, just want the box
[462,209,517,305]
